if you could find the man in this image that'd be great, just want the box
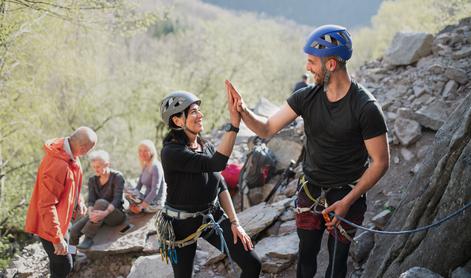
[70,150,126,250]
[293,73,309,93]
[25,127,97,278]
[227,24,389,278]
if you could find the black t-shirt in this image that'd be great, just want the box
[161,137,228,212]
[287,81,387,188]
[293,81,308,93]
[88,169,125,209]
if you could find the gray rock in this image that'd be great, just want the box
[371,209,392,229]
[265,220,282,236]
[414,99,452,130]
[198,239,226,265]
[385,32,433,66]
[255,233,299,273]
[267,136,303,171]
[238,198,292,237]
[8,243,49,278]
[127,254,173,278]
[399,267,444,278]
[451,267,471,278]
[445,67,468,84]
[442,80,459,99]
[350,231,375,264]
[279,207,295,222]
[400,147,415,161]
[253,97,280,118]
[413,85,429,97]
[453,46,471,59]
[278,220,296,235]
[283,179,298,198]
[426,64,446,75]
[394,117,422,146]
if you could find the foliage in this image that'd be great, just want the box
[349,0,471,70]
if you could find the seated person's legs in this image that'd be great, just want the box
[78,199,109,249]
[69,216,89,246]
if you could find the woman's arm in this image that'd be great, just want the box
[218,190,253,251]
[153,162,166,206]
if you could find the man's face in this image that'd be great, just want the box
[306,55,324,85]
[77,142,96,157]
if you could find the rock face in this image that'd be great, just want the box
[362,94,471,277]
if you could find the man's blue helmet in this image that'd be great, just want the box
[303,25,353,61]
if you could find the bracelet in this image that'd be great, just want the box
[230,219,240,226]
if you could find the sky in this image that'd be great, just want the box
[201,0,384,30]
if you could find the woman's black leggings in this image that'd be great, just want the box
[170,216,261,278]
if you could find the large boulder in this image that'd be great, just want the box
[385,32,433,66]
[362,93,471,277]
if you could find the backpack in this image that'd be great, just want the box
[240,138,277,190]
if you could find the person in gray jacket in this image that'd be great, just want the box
[70,150,126,250]
[125,139,166,214]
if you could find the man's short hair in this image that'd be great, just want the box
[89,150,110,163]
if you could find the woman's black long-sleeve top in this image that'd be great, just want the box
[161,136,228,213]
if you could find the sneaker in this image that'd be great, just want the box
[125,192,142,204]
[143,204,160,213]
[77,237,94,250]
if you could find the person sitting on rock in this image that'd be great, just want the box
[70,150,127,250]
[125,139,166,214]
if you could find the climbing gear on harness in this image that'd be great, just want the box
[295,175,356,243]
[155,203,235,272]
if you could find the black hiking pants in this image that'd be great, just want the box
[295,185,367,278]
[40,237,73,278]
[169,209,261,278]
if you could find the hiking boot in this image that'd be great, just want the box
[77,237,94,250]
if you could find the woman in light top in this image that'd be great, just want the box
[125,139,166,213]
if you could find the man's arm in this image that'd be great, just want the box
[343,133,390,205]
[239,103,299,138]
[324,133,390,228]
[226,80,298,138]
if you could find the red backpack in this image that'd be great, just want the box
[221,163,242,190]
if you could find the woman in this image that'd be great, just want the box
[70,150,126,250]
[125,140,167,214]
[157,87,261,278]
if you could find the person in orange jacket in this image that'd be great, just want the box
[25,126,97,278]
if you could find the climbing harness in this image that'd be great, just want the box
[294,174,471,278]
[155,203,235,271]
[295,175,356,242]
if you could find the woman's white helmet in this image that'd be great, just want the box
[160,91,201,127]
